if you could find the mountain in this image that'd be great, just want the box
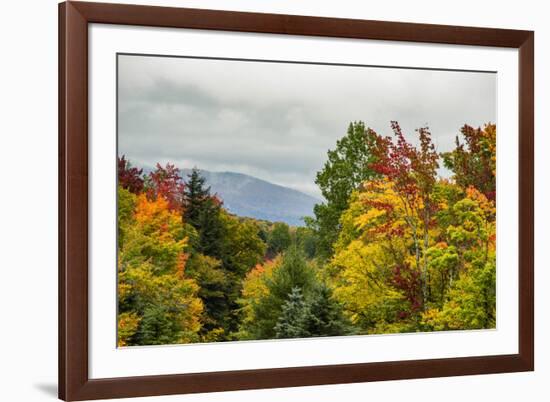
[181,169,320,226]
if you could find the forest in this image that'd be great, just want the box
[117,121,496,346]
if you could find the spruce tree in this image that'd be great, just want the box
[307,284,353,337]
[249,246,317,339]
[274,287,312,339]
[182,168,224,257]
[197,197,224,257]
[183,168,211,228]
[273,284,353,339]
[267,246,316,304]
[182,168,229,337]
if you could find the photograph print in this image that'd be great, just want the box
[116,54,497,347]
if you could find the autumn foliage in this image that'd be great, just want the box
[328,122,496,333]
[117,119,496,346]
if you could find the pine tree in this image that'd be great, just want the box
[183,168,211,228]
[273,284,353,339]
[183,168,224,257]
[307,284,353,336]
[267,246,317,303]
[135,304,184,346]
[249,246,317,339]
[274,287,312,339]
[197,197,224,257]
[185,253,229,338]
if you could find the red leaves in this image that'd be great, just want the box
[360,195,405,237]
[368,122,439,202]
[118,156,188,212]
[210,194,224,207]
[391,263,423,314]
[442,123,496,201]
[118,155,144,194]
[147,163,185,211]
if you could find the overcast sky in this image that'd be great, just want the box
[118,54,496,199]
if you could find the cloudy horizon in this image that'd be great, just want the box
[118,54,496,199]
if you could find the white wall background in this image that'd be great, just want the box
[0,0,545,401]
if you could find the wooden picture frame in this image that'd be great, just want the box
[59,1,534,400]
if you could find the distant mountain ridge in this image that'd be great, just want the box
[179,169,320,226]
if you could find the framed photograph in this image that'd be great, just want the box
[59,1,534,400]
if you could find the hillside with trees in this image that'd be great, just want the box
[117,120,496,346]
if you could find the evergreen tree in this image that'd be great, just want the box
[274,284,353,339]
[185,253,230,338]
[182,171,266,339]
[183,168,224,257]
[135,304,185,346]
[249,246,317,339]
[274,287,312,339]
[267,246,316,305]
[183,168,211,227]
[307,284,353,336]
[197,197,224,257]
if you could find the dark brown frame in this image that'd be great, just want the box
[59,1,534,400]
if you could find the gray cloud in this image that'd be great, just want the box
[118,55,496,198]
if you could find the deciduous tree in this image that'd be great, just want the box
[266,222,292,257]
[118,155,144,194]
[442,123,496,200]
[117,192,203,346]
[146,163,185,211]
[311,122,378,259]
